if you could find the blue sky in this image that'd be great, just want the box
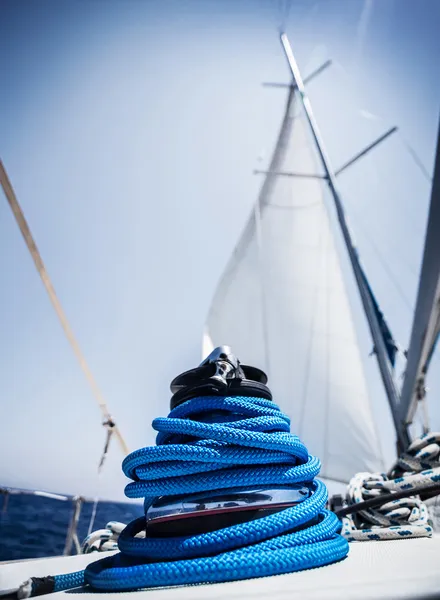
[0,0,439,500]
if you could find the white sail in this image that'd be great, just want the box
[203,87,383,483]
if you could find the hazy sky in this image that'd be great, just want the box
[1,0,439,500]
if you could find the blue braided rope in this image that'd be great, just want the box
[53,571,85,593]
[56,395,349,592]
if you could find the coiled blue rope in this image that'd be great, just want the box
[51,395,348,594]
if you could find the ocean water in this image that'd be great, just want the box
[0,493,143,561]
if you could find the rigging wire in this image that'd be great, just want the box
[326,76,428,284]
[341,196,440,373]
[398,132,433,184]
[331,59,434,188]
[345,203,415,316]
[277,0,292,32]
[347,197,421,279]
[0,160,129,457]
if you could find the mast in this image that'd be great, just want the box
[399,122,440,427]
[279,33,410,450]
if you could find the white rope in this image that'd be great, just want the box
[342,432,440,541]
[82,520,146,553]
[82,521,126,553]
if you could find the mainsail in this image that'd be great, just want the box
[203,86,383,483]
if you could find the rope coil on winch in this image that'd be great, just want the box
[84,394,348,591]
[341,432,440,541]
[16,390,349,597]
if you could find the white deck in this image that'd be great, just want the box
[1,535,440,600]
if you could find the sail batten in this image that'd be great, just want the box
[203,87,384,482]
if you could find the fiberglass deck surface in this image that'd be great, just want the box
[1,536,440,600]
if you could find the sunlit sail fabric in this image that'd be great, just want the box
[203,87,383,483]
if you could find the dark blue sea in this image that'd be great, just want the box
[0,494,143,561]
